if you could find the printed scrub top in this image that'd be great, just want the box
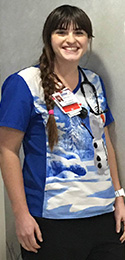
[0,66,115,219]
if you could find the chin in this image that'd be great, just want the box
[62,55,81,62]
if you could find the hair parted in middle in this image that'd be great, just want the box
[39,4,93,151]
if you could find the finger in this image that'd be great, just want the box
[120,222,125,242]
[120,232,125,243]
[20,237,39,253]
[115,217,121,233]
[35,223,43,242]
[28,234,41,249]
[21,242,30,252]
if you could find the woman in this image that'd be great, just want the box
[0,5,125,260]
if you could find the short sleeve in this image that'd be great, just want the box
[0,73,33,132]
[99,77,114,127]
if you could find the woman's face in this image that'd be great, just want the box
[51,23,90,64]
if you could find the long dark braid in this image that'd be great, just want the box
[39,47,58,151]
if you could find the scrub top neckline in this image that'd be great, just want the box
[72,67,82,94]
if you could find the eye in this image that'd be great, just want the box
[74,30,87,36]
[55,29,67,35]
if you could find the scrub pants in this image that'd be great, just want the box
[21,212,125,260]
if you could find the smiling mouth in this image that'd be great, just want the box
[62,46,79,52]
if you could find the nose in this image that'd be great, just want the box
[66,32,76,44]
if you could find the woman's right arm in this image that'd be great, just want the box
[0,126,43,253]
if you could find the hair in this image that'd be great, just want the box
[39,4,93,151]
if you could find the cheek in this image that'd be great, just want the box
[51,36,56,51]
[51,35,59,50]
[81,39,89,51]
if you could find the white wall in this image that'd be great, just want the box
[0,0,125,259]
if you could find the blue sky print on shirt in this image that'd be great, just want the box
[21,66,114,219]
[42,105,115,219]
[41,69,115,219]
[15,66,115,219]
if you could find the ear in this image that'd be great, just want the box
[88,37,92,44]
[88,37,92,52]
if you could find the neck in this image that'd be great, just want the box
[54,59,79,91]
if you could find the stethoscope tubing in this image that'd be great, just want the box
[78,66,107,116]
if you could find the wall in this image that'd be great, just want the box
[0,0,125,259]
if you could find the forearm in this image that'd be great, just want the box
[0,148,29,217]
[0,127,42,251]
[104,127,121,191]
[107,142,121,191]
[0,148,43,251]
[104,126,125,240]
[107,144,125,205]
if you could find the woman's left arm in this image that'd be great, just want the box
[105,126,125,243]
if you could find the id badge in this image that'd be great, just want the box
[52,88,82,117]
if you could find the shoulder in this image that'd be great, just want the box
[80,67,104,93]
[18,65,44,99]
[18,65,41,85]
[80,67,101,82]
[2,65,43,99]
[1,67,39,106]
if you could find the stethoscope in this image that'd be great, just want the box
[54,68,108,172]
[53,67,108,124]
[78,66,108,120]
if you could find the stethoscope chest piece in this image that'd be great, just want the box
[79,107,88,119]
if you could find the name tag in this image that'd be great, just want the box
[52,88,82,117]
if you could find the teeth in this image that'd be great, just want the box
[64,47,78,51]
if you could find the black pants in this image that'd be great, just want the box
[21,212,125,260]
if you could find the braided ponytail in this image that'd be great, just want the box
[39,48,58,151]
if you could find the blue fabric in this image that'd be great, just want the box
[0,71,46,216]
[99,77,114,126]
[0,74,33,131]
[0,66,115,218]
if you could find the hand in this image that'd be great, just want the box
[114,196,125,243]
[15,212,43,253]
